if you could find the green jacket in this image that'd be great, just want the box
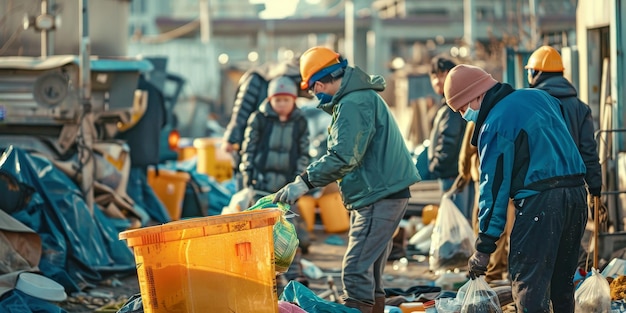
[306,66,421,209]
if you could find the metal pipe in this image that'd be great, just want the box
[344,0,354,65]
[41,0,48,57]
[199,0,211,44]
[463,0,475,54]
[529,0,538,48]
[79,0,91,102]
[39,0,56,57]
[78,0,94,214]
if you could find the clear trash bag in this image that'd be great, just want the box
[429,193,476,272]
[460,276,502,313]
[575,268,611,313]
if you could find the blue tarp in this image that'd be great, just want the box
[0,290,67,313]
[0,146,136,294]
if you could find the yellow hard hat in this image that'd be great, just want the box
[299,46,342,90]
[525,46,564,72]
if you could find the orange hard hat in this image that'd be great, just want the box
[421,204,439,225]
[525,46,564,72]
[299,46,341,90]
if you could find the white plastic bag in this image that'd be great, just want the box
[460,276,502,313]
[222,187,255,215]
[429,193,476,272]
[575,268,611,313]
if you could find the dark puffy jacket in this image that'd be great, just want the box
[223,61,301,148]
[306,66,421,209]
[427,101,466,180]
[533,74,602,196]
[240,101,309,193]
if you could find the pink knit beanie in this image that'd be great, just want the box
[443,64,498,111]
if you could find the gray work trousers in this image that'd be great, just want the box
[342,198,409,305]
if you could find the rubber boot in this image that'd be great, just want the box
[373,296,386,313]
[344,298,373,313]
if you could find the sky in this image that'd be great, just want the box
[250,0,320,19]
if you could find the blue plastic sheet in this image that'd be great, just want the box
[0,289,67,313]
[0,146,135,293]
[279,281,359,313]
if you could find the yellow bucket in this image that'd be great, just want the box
[193,137,233,182]
[297,195,317,232]
[119,210,281,313]
[318,191,350,233]
[146,168,190,221]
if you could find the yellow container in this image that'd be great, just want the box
[119,209,281,313]
[318,191,350,233]
[297,195,317,232]
[147,168,190,221]
[193,137,234,182]
[421,204,439,225]
[399,302,425,312]
[177,146,197,161]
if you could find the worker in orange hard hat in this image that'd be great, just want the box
[273,46,421,313]
[526,45,604,270]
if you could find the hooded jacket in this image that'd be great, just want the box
[533,74,602,196]
[472,83,586,253]
[240,100,309,193]
[305,66,421,209]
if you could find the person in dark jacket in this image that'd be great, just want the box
[525,45,602,210]
[444,64,587,312]
[240,75,310,199]
[240,75,311,288]
[427,56,470,219]
[221,60,304,166]
[116,75,170,223]
[272,46,421,313]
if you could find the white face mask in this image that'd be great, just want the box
[463,107,479,123]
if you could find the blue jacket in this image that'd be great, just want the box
[473,83,586,253]
[305,66,421,209]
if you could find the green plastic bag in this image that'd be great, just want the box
[246,194,299,273]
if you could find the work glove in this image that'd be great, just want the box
[468,251,490,279]
[273,175,309,205]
